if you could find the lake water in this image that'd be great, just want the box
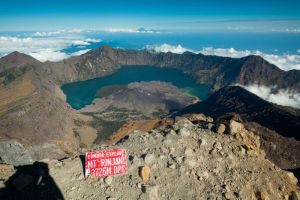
[61,66,211,109]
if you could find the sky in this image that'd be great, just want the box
[0,0,300,31]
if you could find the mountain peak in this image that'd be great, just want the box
[0,51,40,72]
[100,45,114,51]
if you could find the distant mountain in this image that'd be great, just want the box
[176,85,300,170]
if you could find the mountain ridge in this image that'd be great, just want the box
[0,46,300,166]
[175,85,300,170]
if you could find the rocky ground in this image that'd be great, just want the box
[1,114,299,200]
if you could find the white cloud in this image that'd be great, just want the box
[198,47,300,71]
[71,49,91,56]
[33,29,84,36]
[34,31,61,37]
[72,40,90,46]
[145,44,192,54]
[238,84,300,109]
[104,27,160,34]
[0,34,101,62]
[199,47,254,58]
[272,29,300,33]
[146,44,300,71]
[29,49,69,62]
[28,49,91,62]
[85,38,101,43]
[72,38,101,46]
[297,49,300,53]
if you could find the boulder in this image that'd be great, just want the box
[178,127,191,137]
[139,165,151,182]
[216,124,226,134]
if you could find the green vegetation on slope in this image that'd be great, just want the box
[0,66,31,85]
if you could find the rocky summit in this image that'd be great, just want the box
[0,115,299,199]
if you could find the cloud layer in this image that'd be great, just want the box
[0,31,100,62]
[199,47,300,71]
[146,44,300,71]
[104,27,160,34]
[145,44,192,54]
[238,84,300,109]
[272,29,300,33]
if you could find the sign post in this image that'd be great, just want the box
[85,149,127,177]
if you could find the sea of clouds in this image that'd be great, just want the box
[0,30,100,62]
[237,84,300,109]
[145,44,300,71]
[146,44,300,109]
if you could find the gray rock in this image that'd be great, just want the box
[142,185,159,200]
[104,176,113,185]
[198,138,207,146]
[168,129,176,135]
[0,181,5,189]
[144,153,156,165]
[77,174,84,181]
[168,163,176,169]
[216,124,226,134]
[184,148,194,157]
[174,117,193,130]
[185,158,199,168]
[178,127,191,137]
[148,185,159,200]
[207,123,214,130]
[174,156,184,164]
[291,191,300,200]
[213,142,222,151]
[55,161,63,167]
[0,140,33,166]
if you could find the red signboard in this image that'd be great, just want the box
[85,149,127,177]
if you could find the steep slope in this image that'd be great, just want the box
[0,55,81,165]
[176,86,300,170]
[176,85,300,139]
[0,116,299,199]
[237,55,300,90]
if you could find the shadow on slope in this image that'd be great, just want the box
[0,162,64,200]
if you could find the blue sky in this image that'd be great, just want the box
[0,0,300,31]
